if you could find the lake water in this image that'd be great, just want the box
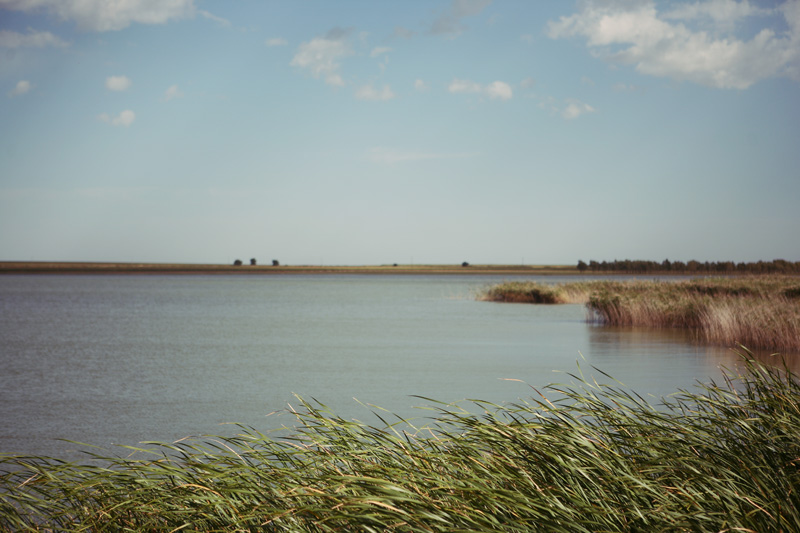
[0,274,751,461]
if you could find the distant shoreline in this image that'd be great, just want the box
[0,261,583,276]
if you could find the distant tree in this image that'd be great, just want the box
[233,259,243,266]
[462,262,470,267]
[572,258,800,274]
[250,258,257,266]
[577,260,588,272]
[272,259,280,266]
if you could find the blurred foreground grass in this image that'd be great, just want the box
[2,353,799,532]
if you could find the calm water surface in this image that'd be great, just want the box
[0,274,748,460]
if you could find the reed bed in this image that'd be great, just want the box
[2,354,799,532]
[481,280,623,304]
[483,277,800,352]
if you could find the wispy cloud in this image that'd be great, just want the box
[355,84,395,101]
[290,27,353,87]
[8,80,32,97]
[199,9,231,28]
[430,0,492,37]
[393,26,415,39]
[448,78,483,94]
[369,46,392,58]
[538,96,596,120]
[414,79,428,91]
[0,29,69,48]
[105,75,131,91]
[663,0,774,31]
[449,78,512,100]
[0,0,195,32]
[163,84,184,101]
[98,110,136,127]
[562,100,595,120]
[265,37,287,47]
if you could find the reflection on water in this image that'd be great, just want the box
[0,274,795,461]
[586,324,799,399]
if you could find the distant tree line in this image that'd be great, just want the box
[576,259,800,274]
[232,258,280,266]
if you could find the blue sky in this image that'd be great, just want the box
[1,0,798,266]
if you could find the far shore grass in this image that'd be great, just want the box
[482,276,800,353]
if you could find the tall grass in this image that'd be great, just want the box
[2,354,799,532]
[481,280,619,304]
[483,277,800,352]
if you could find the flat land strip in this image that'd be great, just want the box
[0,261,579,275]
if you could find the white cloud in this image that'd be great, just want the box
[449,78,513,99]
[355,84,395,101]
[98,110,136,127]
[486,80,512,100]
[448,78,483,94]
[369,147,476,164]
[163,84,183,101]
[0,29,69,48]
[562,100,596,120]
[265,37,287,47]
[0,0,196,31]
[547,0,800,89]
[520,33,534,43]
[430,0,493,37]
[105,75,131,91]
[291,28,353,86]
[520,77,536,89]
[370,46,392,58]
[414,79,428,91]
[8,80,32,97]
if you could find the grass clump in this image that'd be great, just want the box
[481,280,619,304]
[2,354,800,532]
[484,277,800,352]
[586,277,800,353]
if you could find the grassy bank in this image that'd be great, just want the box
[483,277,800,353]
[2,355,799,531]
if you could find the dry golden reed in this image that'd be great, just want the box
[483,277,800,352]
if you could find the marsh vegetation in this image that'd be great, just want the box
[483,276,800,353]
[2,275,798,531]
[1,355,798,531]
